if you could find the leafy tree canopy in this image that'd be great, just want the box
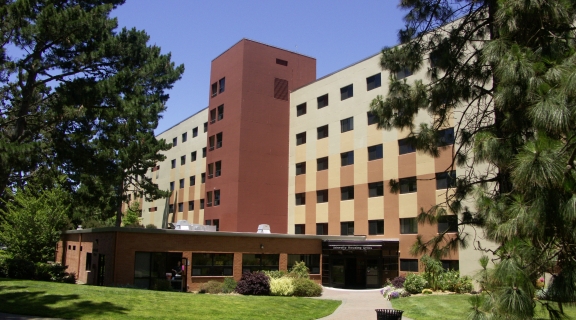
[371,0,576,317]
[0,0,183,225]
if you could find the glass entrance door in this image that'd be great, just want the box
[366,258,380,288]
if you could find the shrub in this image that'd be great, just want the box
[270,277,295,296]
[4,258,35,279]
[199,280,223,294]
[145,224,157,229]
[391,276,406,288]
[404,273,428,294]
[422,288,433,294]
[34,262,74,282]
[221,277,237,293]
[235,272,270,295]
[292,278,322,297]
[438,270,460,291]
[262,270,287,280]
[289,261,309,279]
[381,285,408,300]
[454,275,473,293]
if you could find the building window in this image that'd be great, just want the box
[400,259,418,272]
[86,253,92,270]
[340,151,354,166]
[213,219,219,231]
[208,163,214,179]
[172,137,177,147]
[191,151,197,162]
[207,191,213,207]
[316,223,328,235]
[295,193,306,205]
[169,181,174,191]
[205,220,211,225]
[340,84,353,100]
[276,58,288,66]
[368,181,384,197]
[218,77,225,93]
[210,109,217,124]
[366,73,382,91]
[288,254,320,274]
[200,199,204,209]
[180,155,186,165]
[396,67,412,80]
[190,176,196,186]
[316,189,328,203]
[317,94,328,109]
[295,224,305,234]
[368,144,383,160]
[209,136,215,151]
[274,78,289,100]
[202,147,206,158]
[179,178,184,189]
[400,218,418,234]
[168,204,174,213]
[296,132,306,145]
[178,202,183,212]
[441,260,459,271]
[192,253,233,276]
[217,104,224,120]
[438,215,458,233]
[201,173,206,183]
[182,132,187,142]
[215,161,222,177]
[296,103,306,116]
[367,111,377,125]
[369,219,384,235]
[211,82,218,97]
[216,132,222,148]
[340,117,353,133]
[399,177,417,194]
[317,157,328,171]
[317,125,329,140]
[188,201,194,210]
[171,159,176,169]
[438,127,455,146]
[242,254,279,273]
[192,127,198,137]
[436,171,456,189]
[399,138,416,154]
[341,186,354,200]
[295,162,306,175]
[214,190,220,206]
[340,221,354,236]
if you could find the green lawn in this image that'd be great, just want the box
[390,294,576,320]
[0,278,340,320]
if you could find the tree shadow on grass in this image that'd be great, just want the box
[0,290,128,319]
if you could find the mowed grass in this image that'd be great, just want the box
[390,294,576,320]
[0,278,340,320]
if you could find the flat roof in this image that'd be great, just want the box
[212,38,316,62]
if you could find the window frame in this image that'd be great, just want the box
[366,73,382,91]
[399,177,418,194]
[340,84,353,100]
[295,162,306,175]
[316,157,329,171]
[341,186,354,201]
[296,103,307,117]
[400,259,418,272]
[398,138,416,155]
[400,217,418,234]
[192,253,234,276]
[367,144,383,161]
[368,219,384,235]
[317,94,329,109]
[295,193,306,206]
[368,181,384,197]
[316,189,328,203]
[294,224,305,235]
[340,117,354,133]
[437,215,458,233]
[316,223,328,235]
[317,125,329,139]
[340,151,354,166]
[340,221,354,236]
[296,132,306,145]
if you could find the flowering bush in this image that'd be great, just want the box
[536,277,545,289]
[269,277,294,296]
[404,273,428,294]
[380,285,408,300]
[235,272,270,295]
[391,276,406,288]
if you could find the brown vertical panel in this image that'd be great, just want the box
[188,186,195,200]
[354,183,368,235]
[328,188,341,235]
[367,159,384,183]
[435,146,455,173]
[295,174,306,193]
[398,153,416,178]
[340,165,354,187]
[383,179,400,238]
[178,188,184,202]
[305,191,316,235]
[316,170,328,190]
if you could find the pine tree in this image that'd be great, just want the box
[371,1,576,318]
[0,1,182,224]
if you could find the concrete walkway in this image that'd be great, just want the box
[0,314,64,320]
[314,287,413,320]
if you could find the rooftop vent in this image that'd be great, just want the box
[169,220,217,232]
[257,224,270,233]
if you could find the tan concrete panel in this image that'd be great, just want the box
[367,159,384,183]
[198,209,204,225]
[416,150,435,176]
[435,146,454,172]
[399,193,418,218]
[398,153,416,178]
[354,184,368,235]
[367,196,385,220]
[383,141,399,180]
[367,125,384,147]
[316,138,329,158]
[355,147,368,185]
[305,191,316,235]
[328,157,341,188]
[328,188,341,235]
[316,203,329,223]
[340,199,355,221]
[397,128,410,140]
[436,188,455,208]
[340,130,354,152]
[294,205,306,224]
[316,170,328,191]
[340,165,354,187]
[295,144,307,163]
[295,175,306,193]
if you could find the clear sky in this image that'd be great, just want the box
[112,0,408,134]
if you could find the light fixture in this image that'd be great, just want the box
[260,244,264,249]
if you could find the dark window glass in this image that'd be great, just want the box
[168,204,174,213]
[368,181,384,197]
[368,220,384,235]
[288,254,320,274]
[242,254,279,273]
[169,181,174,191]
[294,224,305,235]
[396,67,412,80]
[341,117,353,132]
[201,173,205,183]
[182,132,187,142]
[86,253,92,270]
[203,122,208,133]
[276,58,288,66]
[213,219,219,231]
[400,259,418,272]
[340,151,354,166]
[206,191,213,207]
[366,73,382,91]
[295,162,306,175]
[179,179,184,189]
[400,218,418,234]
[191,151,197,162]
[367,111,377,125]
[190,176,196,186]
[317,157,329,171]
[217,105,224,120]
[438,215,458,233]
[295,193,306,205]
[200,199,204,209]
[368,144,383,160]
[341,186,354,200]
[181,155,186,165]
[188,201,194,210]
[438,127,455,146]
[317,125,329,139]
[399,138,416,154]
[178,202,183,212]
[340,84,353,100]
[215,161,221,177]
[216,132,223,148]
[210,109,217,124]
[218,77,225,93]
[172,137,177,147]
[192,253,233,276]
[316,190,328,203]
[340,221,354,235]
[214,190,220,206]
[399,177,417,194]
[211,82,218,97]
[296,103,307,116]
[441,260,459,271]
[171,159,176,169]
[296,132,306,145]
[436,171,457,189]
[317,94,329,109]
[316,223,328,235]
[192,127,198,137]
[202,147,206,158]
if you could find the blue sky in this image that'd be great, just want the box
[112,1,407,134]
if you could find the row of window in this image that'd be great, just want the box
[170,148,207,168]
[400,258,459,272]
[209,105,225,124]
[295,216,458,236]
[170,199,205,213]
[170,173,206,191]
[191,253,319,276]
[211,77,226,97]
[172,123,208,147]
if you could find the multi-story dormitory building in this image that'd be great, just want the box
[58,39,487,291]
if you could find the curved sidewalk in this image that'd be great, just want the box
[315,287,413,320]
